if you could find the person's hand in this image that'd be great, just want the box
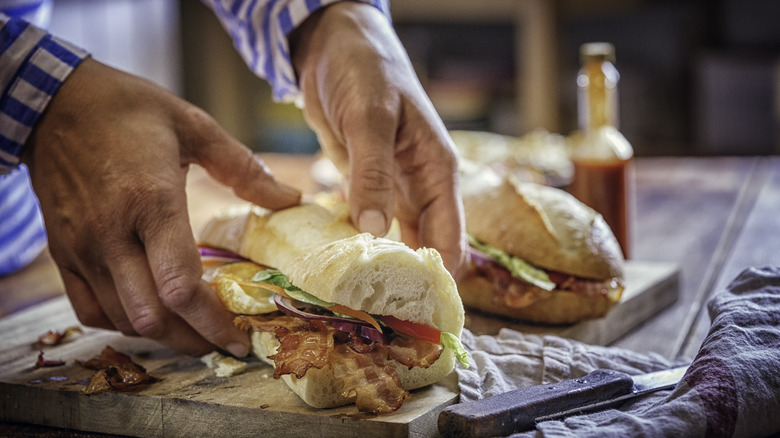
[290,2,468,277]
[21,58,301,356]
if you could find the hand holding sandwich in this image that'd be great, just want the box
[22,58,301,357]
[14,2,466,357]
[291,3,468,278]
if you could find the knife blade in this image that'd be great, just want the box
[438,365,688,438]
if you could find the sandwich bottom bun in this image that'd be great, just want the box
[457,273,621,325]
[250,330,457,409]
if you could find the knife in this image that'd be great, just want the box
[438,365,688,438]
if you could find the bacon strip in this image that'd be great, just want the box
[387,335,442,369]
[330,343,408,413]
[471,250,621,309]
[234,313,442,413]
[267,320,334,379]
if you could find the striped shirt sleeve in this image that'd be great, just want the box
[0,13,89,174]
[202,0,390,106]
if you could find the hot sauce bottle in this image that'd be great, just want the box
[568,42,634,259]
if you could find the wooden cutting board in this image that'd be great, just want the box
[0,261,678,438]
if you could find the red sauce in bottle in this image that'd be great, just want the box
[569,158,633,258]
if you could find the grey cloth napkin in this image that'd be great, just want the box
[455,266,780,437]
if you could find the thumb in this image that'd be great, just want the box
[342,122,397,238]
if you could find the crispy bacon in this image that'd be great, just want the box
[234,311,292,333]
[330,343,408,413]
[387,336,442,369]
[78,346,157,394]
[78,346,140,371]
[235,313,442,413]
[35,326,83,347]
[267,320,334,378]
[35,351,65,368]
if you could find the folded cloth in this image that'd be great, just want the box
[456,266,780,438]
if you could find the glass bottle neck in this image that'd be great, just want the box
[578,60,620,131]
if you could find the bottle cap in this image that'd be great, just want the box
[580,42,616,64]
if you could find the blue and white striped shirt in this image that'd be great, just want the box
[0,0,88,275]
[0,7,88,172]
[203,0,390,105]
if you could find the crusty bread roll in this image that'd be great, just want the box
[199,202,464,409]
[459,170,624,324]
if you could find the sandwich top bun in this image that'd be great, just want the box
[462,174,624,281]
[199,202,464,336]
[199,201,466,411]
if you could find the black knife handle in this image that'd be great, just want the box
[438,369,634,438]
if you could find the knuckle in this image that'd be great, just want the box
[178,105,225,150]
[181,105,220,135]
[358,165,395,192]
[129,307,167,339]
[157,270,198,312]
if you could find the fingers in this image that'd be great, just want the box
[106,244,222,356]
[341,104,399,238]
[59,267,115,331]
[132,191,250,357]
[184,109,301,210]
[416,186,470,280]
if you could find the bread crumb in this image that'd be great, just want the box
[200,351,224,369]
[214,357,247,377]
[200,352,247,377]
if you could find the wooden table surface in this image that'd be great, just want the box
[1,153,779,436]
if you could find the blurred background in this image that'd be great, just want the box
[48,0,779,157]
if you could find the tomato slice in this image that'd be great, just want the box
[378,315,442,345]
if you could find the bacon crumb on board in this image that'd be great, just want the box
[35,351,65,368]
[35,326,83,347]
[77,346,157,394]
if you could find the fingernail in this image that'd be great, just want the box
[278,182,302,201]
[226,342,249,358]
[358,209,387,237]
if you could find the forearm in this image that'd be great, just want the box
[0,14,88,173]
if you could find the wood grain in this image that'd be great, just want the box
[0,259,676,437]
[614,157,759,358]
[679,157,780,359]
[0,296,459,438]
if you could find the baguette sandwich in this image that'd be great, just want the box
[458,167,625,324]
[198,201,468,413]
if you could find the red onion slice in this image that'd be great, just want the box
[331,321,388,344]
[273,294,387,343]
[198,246,247,261]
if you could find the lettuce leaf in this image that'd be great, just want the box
[250,269,334,308]
[441,332,469,368]
[469,235,556,291]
